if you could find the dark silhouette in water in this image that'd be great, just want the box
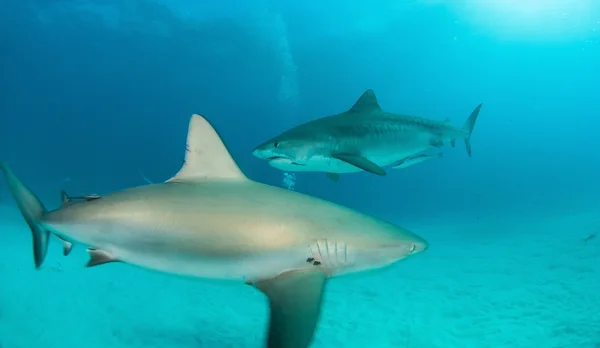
[583,233,596,242]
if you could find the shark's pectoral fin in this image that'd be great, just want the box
[254,270,327,348]
[86,248,119,267]
[325,172,340,182]
[332,154,386,176]
[56,236,73,256]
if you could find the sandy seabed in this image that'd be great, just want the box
[0,204,598,348]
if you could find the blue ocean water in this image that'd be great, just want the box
[1,0,599,347]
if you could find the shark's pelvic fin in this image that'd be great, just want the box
[86,248,119,267]
[254,270,327,348]
[332,153,387,176]
[57,236,73,256]
[0,162,50,268]
[167,114,247,183]
[348,89,381,113]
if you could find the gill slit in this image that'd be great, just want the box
[316,242,323,260]
[334,240,338,264]
[344,244,348,263]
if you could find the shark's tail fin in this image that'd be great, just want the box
[462,103,483,157]
[0,162,50,268]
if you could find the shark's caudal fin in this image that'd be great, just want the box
[0,162,50,268]
[462,103,483,157]
[166,114,247,183]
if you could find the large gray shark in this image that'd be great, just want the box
[253,89,482,179]
[0,114,428,348]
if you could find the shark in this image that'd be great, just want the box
[253,89,482,180]
[0,113,428,348]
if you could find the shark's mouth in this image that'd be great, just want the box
[267,156,306,166]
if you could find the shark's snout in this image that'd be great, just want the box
[410,238,428,254]
[252,145,288,163]
[387,238,428,257]
[252,142,309,170]
[378,234,428,262]
[252,144,268,159]
[405,232,429,255]
[252,141,282,160]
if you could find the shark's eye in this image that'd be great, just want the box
[273,142,280,148]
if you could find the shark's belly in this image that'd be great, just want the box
[301,156,364,174]
[109,237,358,281]
[365,147,431,167]
[309,145,434,174]
[110,244,310,282]
[303,131,435,173]
[46,219,360,282]
[362,132,435,166]
[44,217,315,281]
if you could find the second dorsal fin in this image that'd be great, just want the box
[348,89,381,113]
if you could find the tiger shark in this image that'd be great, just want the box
[253,89,482,180]
[0,114,428,348]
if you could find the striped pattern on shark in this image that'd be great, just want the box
[253,89,482,180]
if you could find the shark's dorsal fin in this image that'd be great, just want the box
[348,89,381,113]
[166,114,247,183]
